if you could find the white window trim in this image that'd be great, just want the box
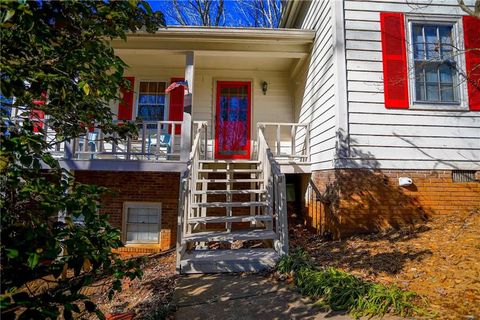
[122,202,162,245]
[134,80,170,121]
[405,15,469,111]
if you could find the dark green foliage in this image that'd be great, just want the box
[277,249,423,318]
[0,1,163,319]
[276,247,312,274]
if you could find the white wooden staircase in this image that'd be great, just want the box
[176,123,289,274]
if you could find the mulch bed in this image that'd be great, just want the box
[290,208,480,319]
[86,251,177,319]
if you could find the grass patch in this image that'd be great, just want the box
[277,248,425,318]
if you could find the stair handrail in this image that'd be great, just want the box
[176,121,207,272]
[257,127,289,256]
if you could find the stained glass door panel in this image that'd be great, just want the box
[215,81,251,159]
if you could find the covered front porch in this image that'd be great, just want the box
[57,27,314,173]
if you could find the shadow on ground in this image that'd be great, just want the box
[173,273,355,320]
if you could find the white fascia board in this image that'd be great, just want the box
[126,27,315,45]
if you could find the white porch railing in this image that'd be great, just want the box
[8,117,67,158]
[257,128,289,256]
[72,120,188,161]
[257,122,310,163]
[176,121,208,271]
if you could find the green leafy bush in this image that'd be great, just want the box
[0,1,164,319]
[277,249,423,318]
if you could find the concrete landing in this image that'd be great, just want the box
[173,274,353,320]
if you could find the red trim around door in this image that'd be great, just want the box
[214,81,251,160]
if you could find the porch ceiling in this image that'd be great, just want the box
[119,52,295,72]
[113,27,314,60]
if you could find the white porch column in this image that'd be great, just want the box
[181,51,195,161]
[184,51,194,115]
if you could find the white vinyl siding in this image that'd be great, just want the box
[294,0,337,170]
[343,0,480,170]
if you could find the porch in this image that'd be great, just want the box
[56,27,315,173]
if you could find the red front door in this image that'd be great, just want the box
[215,81,251,159]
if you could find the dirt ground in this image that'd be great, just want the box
[87,250,177,319]
[290,208,480,319]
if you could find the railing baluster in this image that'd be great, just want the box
[276,124,281,156]
[171,123,176,158]
[291,125,296,159]
[141,123,146,157]
[156,122,161,160]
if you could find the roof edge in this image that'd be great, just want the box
[126,27,315,43]
[280,0,311,28]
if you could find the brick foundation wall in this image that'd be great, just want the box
[74,171,180,252]
[304,169,480,239]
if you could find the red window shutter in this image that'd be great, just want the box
[168,77,184,134]
[31,92,46,132]
[380,12,409,109]
[118,77,135,120]
[30,109,45,132]
[463,16,480,111]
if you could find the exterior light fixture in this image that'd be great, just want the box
[262,81,268,95]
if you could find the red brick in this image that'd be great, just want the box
[304,169,480,239]
[74,171,180,251]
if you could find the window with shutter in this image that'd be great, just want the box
[404,16,470,110]
[137,81,167,121]
[411,23,459,104]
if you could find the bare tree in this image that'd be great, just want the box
[236,0,283,28]
[458,0,480,18]
[167,0,225,26]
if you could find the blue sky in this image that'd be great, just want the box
[147,0,246,26]
[146,0,281,27]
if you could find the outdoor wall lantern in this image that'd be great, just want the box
[262,81,268,95]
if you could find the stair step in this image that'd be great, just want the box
[197,179,264,183]
[193,189,267,195]
[188,215,272,224]
[198,169,262,173]
[180,248,279,274]
[191,201,268,208]
[183,229,276,243]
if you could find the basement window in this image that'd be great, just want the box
[452,170,477,183]
[123,203,161,244]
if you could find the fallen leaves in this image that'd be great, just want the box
[290,208,480,319]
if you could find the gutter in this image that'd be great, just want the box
[124,27,315,44]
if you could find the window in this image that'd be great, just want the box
[452,170,477,183]
[123,203,161,244]
[137,81,167,121]
[410,23,459,104]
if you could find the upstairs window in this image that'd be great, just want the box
[411,23,459,104]
[137,81,167,121]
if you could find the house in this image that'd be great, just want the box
[30,0,480,273]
